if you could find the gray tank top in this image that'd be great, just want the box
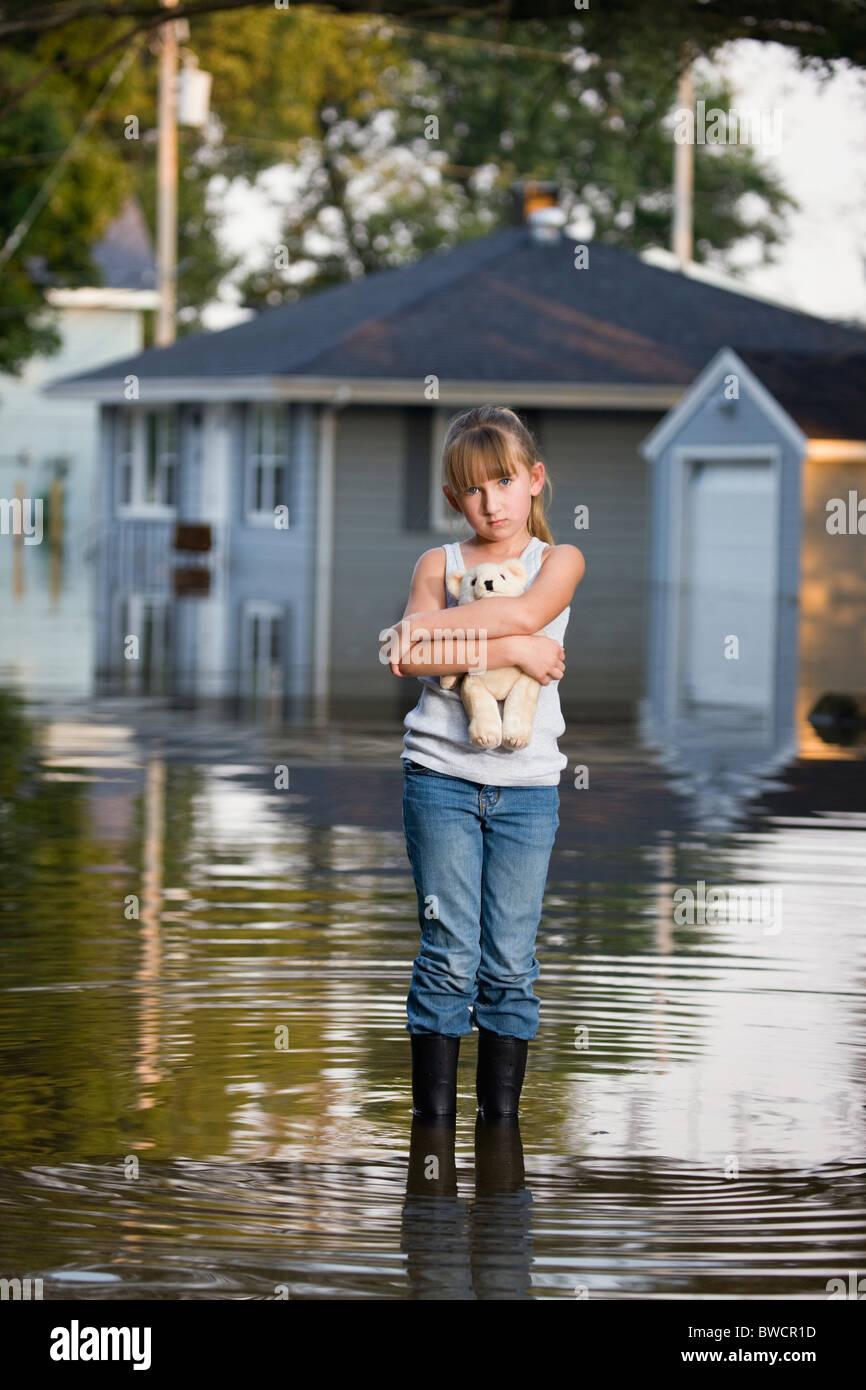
[401,536,570,786]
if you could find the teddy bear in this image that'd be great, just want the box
[439,558,544,750]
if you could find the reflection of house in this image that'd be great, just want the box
[42,189,866,721]
[639,348,866,762]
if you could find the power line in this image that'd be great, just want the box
[0,33,146,275]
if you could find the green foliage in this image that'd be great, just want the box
[0,42,128,373]
[0,5,804,363]
[0,684,35,803]
[0,17,235,371]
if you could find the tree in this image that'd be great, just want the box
[0,2,846,371]
[0,21,238,375]
[220,11,796,307]
[2,2,866,78]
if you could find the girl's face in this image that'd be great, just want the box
[444,459,545,543]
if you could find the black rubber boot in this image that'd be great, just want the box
[476,1025,529,1118]
[410,1032,461,1119]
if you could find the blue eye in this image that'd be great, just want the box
[465,478,512,495]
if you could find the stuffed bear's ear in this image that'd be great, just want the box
[446,571,464,599]
[504,560,527,582]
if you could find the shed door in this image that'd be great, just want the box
[680,460,777,708]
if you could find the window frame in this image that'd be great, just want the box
[114,407,179,519]
[428,407,465,536]
[242,404,290,527]
[239,599,285,702]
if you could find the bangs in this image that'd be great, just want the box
[446,426,522,493]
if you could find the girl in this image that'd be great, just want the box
[382,406,585,1123]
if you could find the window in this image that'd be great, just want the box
[114,408,178,516]
[144,411,177,506]
[428,407,464,535]
[239,600,284,705]
[243,405,289,524]
[116,413,134,507]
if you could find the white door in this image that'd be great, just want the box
[680,460,777,708]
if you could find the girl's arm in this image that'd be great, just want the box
[397,634,522,678]
[400,544,586,645]
[399,632,565,683]
[379,547,453,677]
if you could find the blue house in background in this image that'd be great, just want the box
[86,397,319,712]
[41,186,866,730]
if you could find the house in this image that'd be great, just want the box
[0,197,158,696]
[639,346,866,763]
[41,190,866,723]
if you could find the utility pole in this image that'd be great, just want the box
[155,0,179,345]
[672,56,694,269]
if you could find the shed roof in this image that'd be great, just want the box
[43,224,866,397]
[91,196,157,291]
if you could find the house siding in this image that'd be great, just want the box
[330,406,413,706]
[800,456,866,710]
[223,402,318,701]
[328,404,661,717]
[541,410,657,714]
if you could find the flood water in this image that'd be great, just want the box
[0,692,864,1300]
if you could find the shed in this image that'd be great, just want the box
[638,346,866,758]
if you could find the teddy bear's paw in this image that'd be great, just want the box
[468,716,502,749]
[501,726,532,750]
[440,674,458,690]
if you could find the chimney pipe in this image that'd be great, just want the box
[528,206,566,243]
[510,179,564,243]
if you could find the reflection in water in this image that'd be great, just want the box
[403,1117,532,1300]
[0,694,863,1299]
[0,481,96,697]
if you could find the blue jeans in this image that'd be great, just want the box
[402,759,560,1041]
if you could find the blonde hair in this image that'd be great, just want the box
[440,406,555,545]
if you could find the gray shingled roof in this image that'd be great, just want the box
[736,349,866,441]
[46,223,866,391]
